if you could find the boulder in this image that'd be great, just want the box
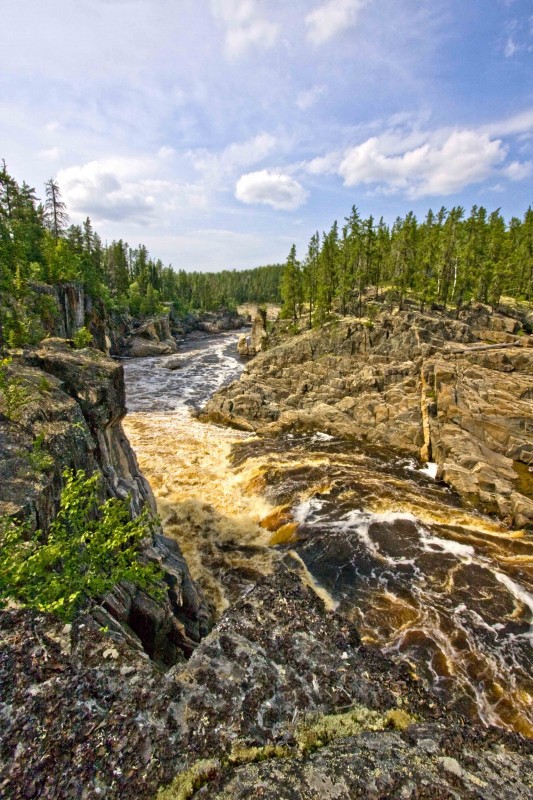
[128,337,177,358]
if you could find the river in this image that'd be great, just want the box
[122,330,533,739]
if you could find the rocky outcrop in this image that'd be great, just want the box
[203,306,533,527]
[0,341,210,663]
[237,308,267,357]
[117,309,248,358]
[1,569,531,799]
[125,315,179,358]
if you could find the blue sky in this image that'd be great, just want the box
[2,0,532,270]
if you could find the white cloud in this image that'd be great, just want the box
[503,160,533,180]
[337,129,507,197]
[158,145,175,159]
[235,169,308,210]
[191,133,277,185]
[296,85,325,110]
[58,156,206,224]
[306,151,342,174]
[482,108,533,137]
[305,0,367,45]
[504,36,519,57]
[211,0,278,58]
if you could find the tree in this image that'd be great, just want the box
[281,244,302,320]
[0,468,163,621]
[43,178,69,241]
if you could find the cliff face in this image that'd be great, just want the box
[0,341,210,663]
[203,305,533,528]
[27,280,249,357]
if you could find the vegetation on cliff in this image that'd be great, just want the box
[0,468,163,620]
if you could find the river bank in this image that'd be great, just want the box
[1,322,532,798]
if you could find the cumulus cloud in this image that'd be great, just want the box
[191,133,277,185]
[503,160,533,180]
[211,0,278,58]
[58,156,205,224]
[235,169,307,210]
[322,128,508,198]
[305,0,367,45]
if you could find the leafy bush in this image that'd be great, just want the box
[0,358,30,419]
[73,326,93,349]
[0,468,164,620]
[25,433,54,474]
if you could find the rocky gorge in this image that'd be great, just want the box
[204,303,533,529]
[0,306,532,799]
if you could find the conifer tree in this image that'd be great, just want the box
[43,178,69,241]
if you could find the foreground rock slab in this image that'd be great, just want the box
[2,569,531,799]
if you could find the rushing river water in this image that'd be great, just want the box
[122,331,533,738]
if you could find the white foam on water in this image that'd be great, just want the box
[421,534,475,559]
[419,462,438,479]
[494,571,533,643]
[311,431,335,442]
[292,496,328,524]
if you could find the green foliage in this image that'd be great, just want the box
[0,357,30,419]
[0,468,164,621]
[73,326,93,349]
[25,433,54,473]
[1,162,532,350]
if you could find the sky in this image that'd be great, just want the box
[1,0,533,271]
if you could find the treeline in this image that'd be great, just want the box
[281,205,533,324]
[0,164,283,347]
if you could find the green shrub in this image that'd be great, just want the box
[73,326,93,349]
[25,433,54,473]
[0,468,164,620]
[0,358,30,420]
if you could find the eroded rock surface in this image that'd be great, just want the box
[0,342,210,662]
[203,306,533,526]
[1,569,531,800]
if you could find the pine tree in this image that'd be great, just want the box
[280,244,302,320]
[43,178,69,241]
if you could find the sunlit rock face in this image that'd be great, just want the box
[203,306,533,527]
[124,330,533,739]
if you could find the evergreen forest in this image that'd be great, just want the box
[280,205,533,324]
[0,164,283,347]
[1,163,532,348]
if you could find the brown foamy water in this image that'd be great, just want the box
[122,333,533,737]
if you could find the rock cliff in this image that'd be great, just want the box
[0,341,210,663]
[203,305,533,527]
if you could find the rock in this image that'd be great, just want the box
[161,355,186,370]
[1,568,531,799]
[235,310,268,358]
[237,333,250,357]
[1,344,211,663]
[203,307,533,526]
[128,337,177,358]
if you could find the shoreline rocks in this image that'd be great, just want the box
[202,305,533,527]
[1,568,531,799]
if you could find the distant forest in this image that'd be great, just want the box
[281,205,533,324]
[0,165,283,347]
[1,163,532,348]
